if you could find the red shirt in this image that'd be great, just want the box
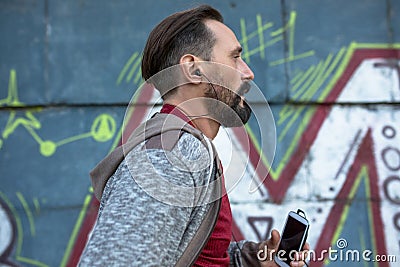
[194,171,232,267]
[160,104,232,266]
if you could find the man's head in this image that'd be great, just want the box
[141,5,254,127]
[141,5,222,85]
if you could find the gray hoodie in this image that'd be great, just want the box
[79,113,261,267]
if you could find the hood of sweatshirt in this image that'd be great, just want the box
[89,113,206,201]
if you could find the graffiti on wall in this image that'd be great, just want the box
[0,192,47,267]
[0,70,117,157]
[0,69,119,266]
[67,19,400,267]
[239,11,315,66]
[226,43,400,266]
[1,6,399,267]
[0,195,18,267]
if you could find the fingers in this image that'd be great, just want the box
[289,254,306,267]
[302,242,310,251]
[290,248,309,267]
[258,230,310,267]
[290,260,306,267]
[267,229,281,248]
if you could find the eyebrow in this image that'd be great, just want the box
[230,46,243,56]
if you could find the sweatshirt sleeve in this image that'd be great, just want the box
[79,133,212,266]
[228,240,263,267]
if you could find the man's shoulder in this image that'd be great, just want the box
[119,131,213,187]
[123,131,212,171]
[175,132,210,161]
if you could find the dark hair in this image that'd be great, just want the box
[141,5,223,83]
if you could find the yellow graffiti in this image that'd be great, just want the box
[325,166,378,266]
[0,69,117,156]
[91,114,116,142]
[245,43,400,181]
[116,51,143,86]
[239,11,315,66]
[278,47,347,141]
[60,187,93,267]
[271,12,315,66]
[33,197,40,215]
[0,191,49,267]
[0,69,22,106]
[16,192,36,237]
[0,70,42,144]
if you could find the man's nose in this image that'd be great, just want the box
[239,59,255,80]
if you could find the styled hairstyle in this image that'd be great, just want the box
[141,5,223,84]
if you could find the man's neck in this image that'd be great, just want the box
[190,117,220,140]
[163,101,220,140]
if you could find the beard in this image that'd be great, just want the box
[230,91,252,126]
[205,81,252,128]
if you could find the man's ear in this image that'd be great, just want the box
[180,54,202,84]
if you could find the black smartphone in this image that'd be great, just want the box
[274,209,309,267]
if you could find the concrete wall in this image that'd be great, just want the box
[0,0,399,266]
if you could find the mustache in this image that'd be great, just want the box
[237,81,251,96]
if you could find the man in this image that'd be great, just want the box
[80,5,309,266]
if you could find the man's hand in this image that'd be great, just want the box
[257,229,310,267]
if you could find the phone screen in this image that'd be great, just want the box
[277,215,307,265]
